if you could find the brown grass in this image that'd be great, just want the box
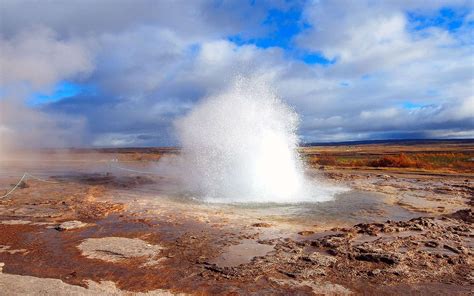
[304,149,474,173]
[367,153,430,169]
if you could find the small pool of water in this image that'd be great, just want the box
[112,183,422,228]
[219,190,420,225]
[209,239,274,267]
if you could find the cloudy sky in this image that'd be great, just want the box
[1,0,473,147]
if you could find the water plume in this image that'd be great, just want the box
[168,76,343,203]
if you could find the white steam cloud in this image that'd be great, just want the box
[0,27,92,156]
[163,76,343,203]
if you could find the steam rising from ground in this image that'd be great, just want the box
[164,77,343,203]
[0,27,92,160]
[0,99,85,160]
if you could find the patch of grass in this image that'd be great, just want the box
[368,153,430,169]
[304,151,474,172]
[315,155,337,166]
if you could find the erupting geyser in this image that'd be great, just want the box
[172,76,342,203]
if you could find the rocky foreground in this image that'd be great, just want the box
[201,209,473,294]
[0,167,472,295]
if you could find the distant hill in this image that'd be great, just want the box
[302,138,474,147]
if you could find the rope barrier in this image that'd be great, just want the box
[0,160,158,199]
[25,173,61,184]
[0,172,60,199]
[0,173,28,199]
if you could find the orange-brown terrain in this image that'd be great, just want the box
[0,141,472,295]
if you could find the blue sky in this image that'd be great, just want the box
[228,6,336,66]
[408,7,471,32]
[1,0,473,147]
[28,82,96,106]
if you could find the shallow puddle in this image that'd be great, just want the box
[109,185,424,230]
[351,230,425,245]
[210,239,274,267]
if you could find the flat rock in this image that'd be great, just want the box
[78,237,163,263]
[0,269,181,295]
[55,220,90,231]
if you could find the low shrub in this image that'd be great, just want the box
[316,155,337,166]
[368,153,430,169]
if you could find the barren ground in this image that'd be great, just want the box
[0,142,472,295]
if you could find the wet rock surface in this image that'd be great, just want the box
[0,212,472,295]
[198,209,473,295]
[325,170,473,215]
[0,158,472,295]
[0,179,125,221]
[78,237,163,264]
[55,220,91,231]
[0,262,181,295]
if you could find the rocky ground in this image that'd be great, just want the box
[325,169,472,214]
[202,209,473,295]
[0,159,472,295]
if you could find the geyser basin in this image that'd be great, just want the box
[109,184,421,229]
[168,76,344,203]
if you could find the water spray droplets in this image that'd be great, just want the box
[170,76,342,203]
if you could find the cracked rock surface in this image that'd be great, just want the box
[78,237,163,264]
